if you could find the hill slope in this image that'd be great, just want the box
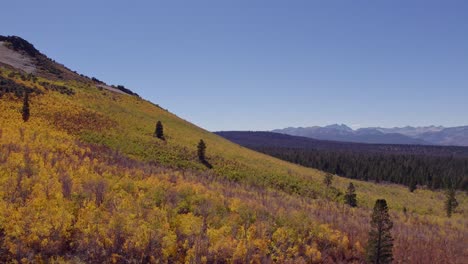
[0,36,467,263]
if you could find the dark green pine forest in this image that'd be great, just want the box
[217,131,468,191]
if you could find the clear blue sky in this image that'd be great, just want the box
[2,0,467,131]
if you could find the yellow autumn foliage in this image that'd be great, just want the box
[0,68,466,263]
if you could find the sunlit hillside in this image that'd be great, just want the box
[0,37,466,263]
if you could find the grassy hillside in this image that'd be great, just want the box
[2,67,465,216]
[0,40,467,262]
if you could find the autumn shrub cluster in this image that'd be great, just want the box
[0,125,361,263]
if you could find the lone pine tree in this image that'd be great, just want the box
[323,173,333,188]
[22,91,30,122]
[344,182,357,207]
[408,179,417,192]
[154,121,164,140]
[197,139,206,162]
[366,199,393,264]
[445,187,458,217]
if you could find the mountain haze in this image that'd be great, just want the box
[216,131,468,157]
[273,124,468,146]
[375,125,446,137]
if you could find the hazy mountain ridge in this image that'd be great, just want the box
[273,124,468,146]
[216,131,468,157]
[374,125,446,137]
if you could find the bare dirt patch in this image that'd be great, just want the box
[0,42,36,73]
[96,84,127,95]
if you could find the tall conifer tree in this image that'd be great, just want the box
[197,139,206,162]
[408,179,417,192]
[154,121,164,140]
[323,173,333,188]
[445,187,458,217]
[22,91,30,122]
[366,199,393,264]
[344,182,357,207]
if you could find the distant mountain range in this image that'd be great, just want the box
[272,124,468,146]
[215,131,468,157]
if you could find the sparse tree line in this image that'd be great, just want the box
[324,172,457,263]
[154,120,212,168]
[323,173,394,263]
[328,162,459,219]
[324,173,357,208]
[325,167,458,219]
[12,83,213,170]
